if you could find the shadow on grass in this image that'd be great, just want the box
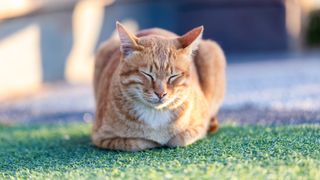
[219,105,320,125]
[2,106,320,125]
[0,123,319,178]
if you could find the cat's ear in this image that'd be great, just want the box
[178,26,203,56]
[116,21,143,57]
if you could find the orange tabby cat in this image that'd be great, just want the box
[92,22,226,151]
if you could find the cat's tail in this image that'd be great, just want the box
[208,116,219,133]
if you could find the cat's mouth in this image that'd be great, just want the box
[142,98,168,109]
[155,98,165,104]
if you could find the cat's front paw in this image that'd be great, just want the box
[167,126,207,148]
[167,133,189,147]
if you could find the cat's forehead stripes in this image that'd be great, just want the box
[152,50,176,74]
[139,36,177,71]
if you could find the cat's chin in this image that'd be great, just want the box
[153,102,168,110]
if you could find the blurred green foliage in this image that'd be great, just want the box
[306,10,320,47]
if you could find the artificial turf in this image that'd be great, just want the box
[0,123,319,179]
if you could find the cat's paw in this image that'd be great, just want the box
[167,126,207,148]
[128,138,160,152]
[166,133,189,148]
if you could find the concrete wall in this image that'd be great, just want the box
[0,1,105,100]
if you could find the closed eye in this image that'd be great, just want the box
[140,71,154,81]
[168,74,181,84]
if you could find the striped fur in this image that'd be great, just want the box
[92,22,226,151]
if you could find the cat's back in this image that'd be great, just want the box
[94,37,121,98]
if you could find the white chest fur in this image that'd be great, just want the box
[133,103,172,129]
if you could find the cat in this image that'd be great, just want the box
[92,22,226,151]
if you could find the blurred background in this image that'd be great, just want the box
[0,0,320,124]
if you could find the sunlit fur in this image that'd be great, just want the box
[92,23,226,151]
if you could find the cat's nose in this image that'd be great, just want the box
[154,91,167,99]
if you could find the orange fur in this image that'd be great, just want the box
[92,22,226,151]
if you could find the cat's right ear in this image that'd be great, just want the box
[177,26,203,57]
[116,22,143,57]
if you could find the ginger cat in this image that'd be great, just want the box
[92,22,226,151]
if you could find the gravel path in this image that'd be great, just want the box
[1,54,320,125]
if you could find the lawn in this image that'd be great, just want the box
[0,123,319,179]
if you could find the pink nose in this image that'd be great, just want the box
[154,91,167,99]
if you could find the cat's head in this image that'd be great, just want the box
[116,22,203,109]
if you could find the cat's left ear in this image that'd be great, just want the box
[177,26,203,57]
[116,21,143,57]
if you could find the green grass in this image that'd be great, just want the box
[0,123,319,179]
